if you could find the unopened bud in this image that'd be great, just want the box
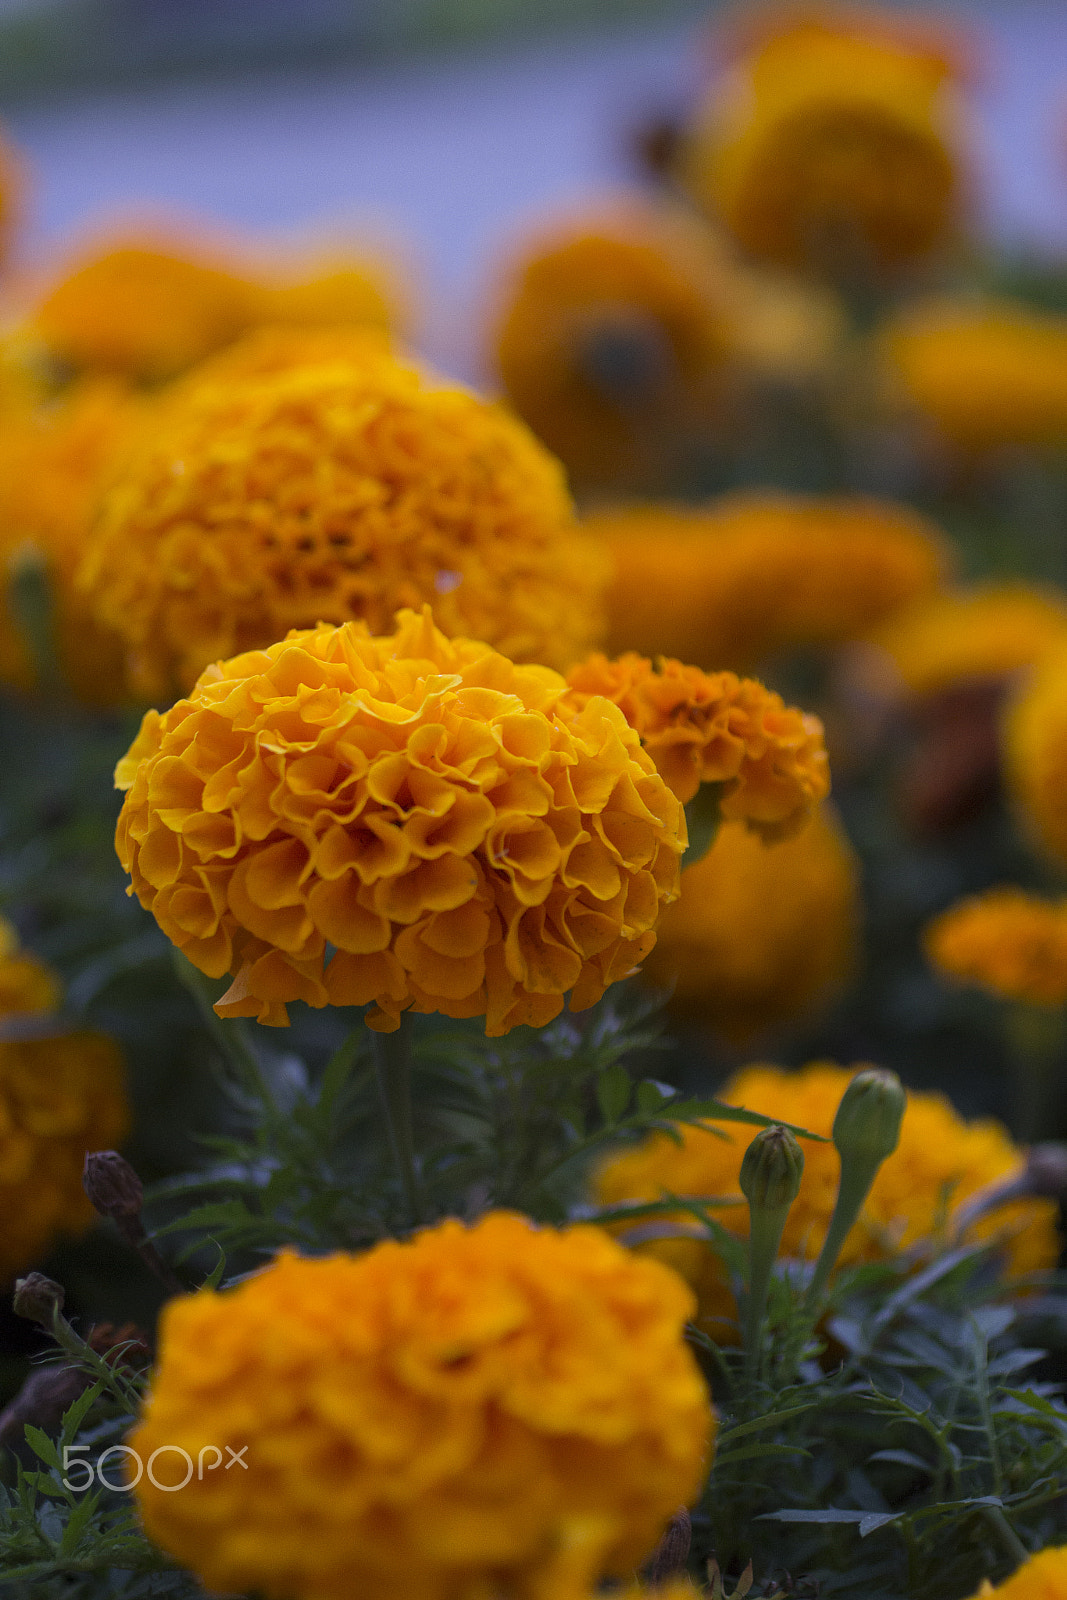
[740,1125,804,1213]
[83,1150,143,1219]
[13,1272,64,1327]
[833,1068,905,1167]
[646,1506,692,1584]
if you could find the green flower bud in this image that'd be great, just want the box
[740,1124,804,1212]
[832,1068,906,1167]
[13,1272,65,1327]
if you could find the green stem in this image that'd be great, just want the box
[171,950,276,1115]
[804,1158,879,1314]
[744,1205,790,1380]
[983,1506,1028,1570]
[371,1015,424,1227]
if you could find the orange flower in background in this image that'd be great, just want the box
[926,888,1067,1008]
[595,1062,1058,1339]
[129,1212,712,1600]
[82,337,606,698]
[0,916,61,1018]
[962,1547,1067,1600]
[1004,645,1067,867]
[115,608,685,1033]
[564,650,829,834]
[641,807,858,1038]
[681,7,965,275]
[593,493,946,671]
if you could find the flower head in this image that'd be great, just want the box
[115,608,685,1033]
[0,917,61,1018]
[0,1029,129,1279]
[864,583,1067,699]
[926,888,1067,1007]
[594,1062,1059,1339]
[83,340,606,698]
[129,1211,712,1600]
[640,808,858,1039]
[963,1547,1067,1600]
[1004,646,1067,866]
[564,650,829,832]
[681,10,964,275]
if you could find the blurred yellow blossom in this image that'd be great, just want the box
[926,888,1067,1007]
[0,917,61,1018]
[863,583,1067,698]
[963,1547,1067,1600]
[1004,646,1067,866]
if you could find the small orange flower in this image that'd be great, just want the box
[0,916,61,1018]
[926,888,1067,1007]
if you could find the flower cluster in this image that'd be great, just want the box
[564,650,829,834]
[0,916,60,1017]
[864,583,1067,698]
[82,337,606,697]
[129,1211,712,1600]
[680,10,963,275]
[595,1062,1059,1338]
[593,494,946,672]
[641,808,858,1039]
[1004,647,1067,866]
[115,608,685,1033]
[926,888,1067,1007]
[0,1029,128,1279]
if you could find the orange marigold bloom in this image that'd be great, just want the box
[883,299,1067,452]
[492,206,735,491]
[926,888,1067,1008]
[593,494,946,672]
[963,1547,1067,1600]
[129,1212,713,1600]
[114,608,685,1033]
[0,1029,128,1279]
[641,807,858,1038]
[1004,646,1067,867]
[594,1062,1058,1340]
[0,916,61,1018]
[0,377,150,703]
[681,9,965,275]
[82,339,606,698]
[564,650,829,834]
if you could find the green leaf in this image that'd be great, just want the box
[596,1062,631,1124]
[21,1426,61,1472]
[635,1078,672,1115]
[716,1443,813,1466]
[682,783,723,869]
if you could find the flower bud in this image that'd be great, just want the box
[739,1124,804,1212]
[13,1272,65,1327]
[83,1149,144,1220]
[832,1068,905,1167]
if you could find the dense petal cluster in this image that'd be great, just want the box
[0,377,150,702]
[0,916,61,1018]
[82,338,606,697]
[0,1029,128,1279]
[1004,647,1067,866]
[129,1211,713,1600]
[641,808,858,1038]
[29,236,394,382]
[864,583,1067,698]
[926,888,1067,1007]
[592,495,946,672]
[492,207,734,491]
[564,650,829,832]
[115,609,685,1033]
[595,1063,1058,1339]
[964,1547,1067,1600]
[884,299,1067,452]
[681,12,963,274]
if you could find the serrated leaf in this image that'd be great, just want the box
[21,1426,60,1472]
[716,1443,813,1466]
[859,1512,902,1537]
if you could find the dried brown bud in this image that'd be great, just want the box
[12,1273,65,1327]
[83,1150,144,1220]
[646,1505,692,1584]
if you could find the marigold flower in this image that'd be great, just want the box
[0,917,61,1018]
[564,650,829,833]
[1004,646,1067,866]
[0,377,150,702]
[681,10,964,275]
[963,1547,1067,1600]
[926,888,1067,1008]
[594,1062,1059,1339]
[115,608,684,1033]
[883,299,1067,452]
[641,807,857,1038]
[129,1211,712,1600]
[0,1029,128,1279]
[593,493,945,672]
[83,340,605,698]
[492,206,735,491]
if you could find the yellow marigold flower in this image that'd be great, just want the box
[83,340,606,698]
[129,1211,712,1600]
[641,807,857,1038]
[0,1029,128,1279]
[114,608,684,1033]
[492,206,734,491]
[0,377,150,703]
[594,1062,1058,1339]
[593,493,945,672]
[864,583,1067,699]
[564,650,829,833]
[926,889,1067,1008]
[682,10,964,275]
[0,917,61,1018]
[883,299,1067,452]
[1004,646,1067,866]
[964,1547,1067,1600]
